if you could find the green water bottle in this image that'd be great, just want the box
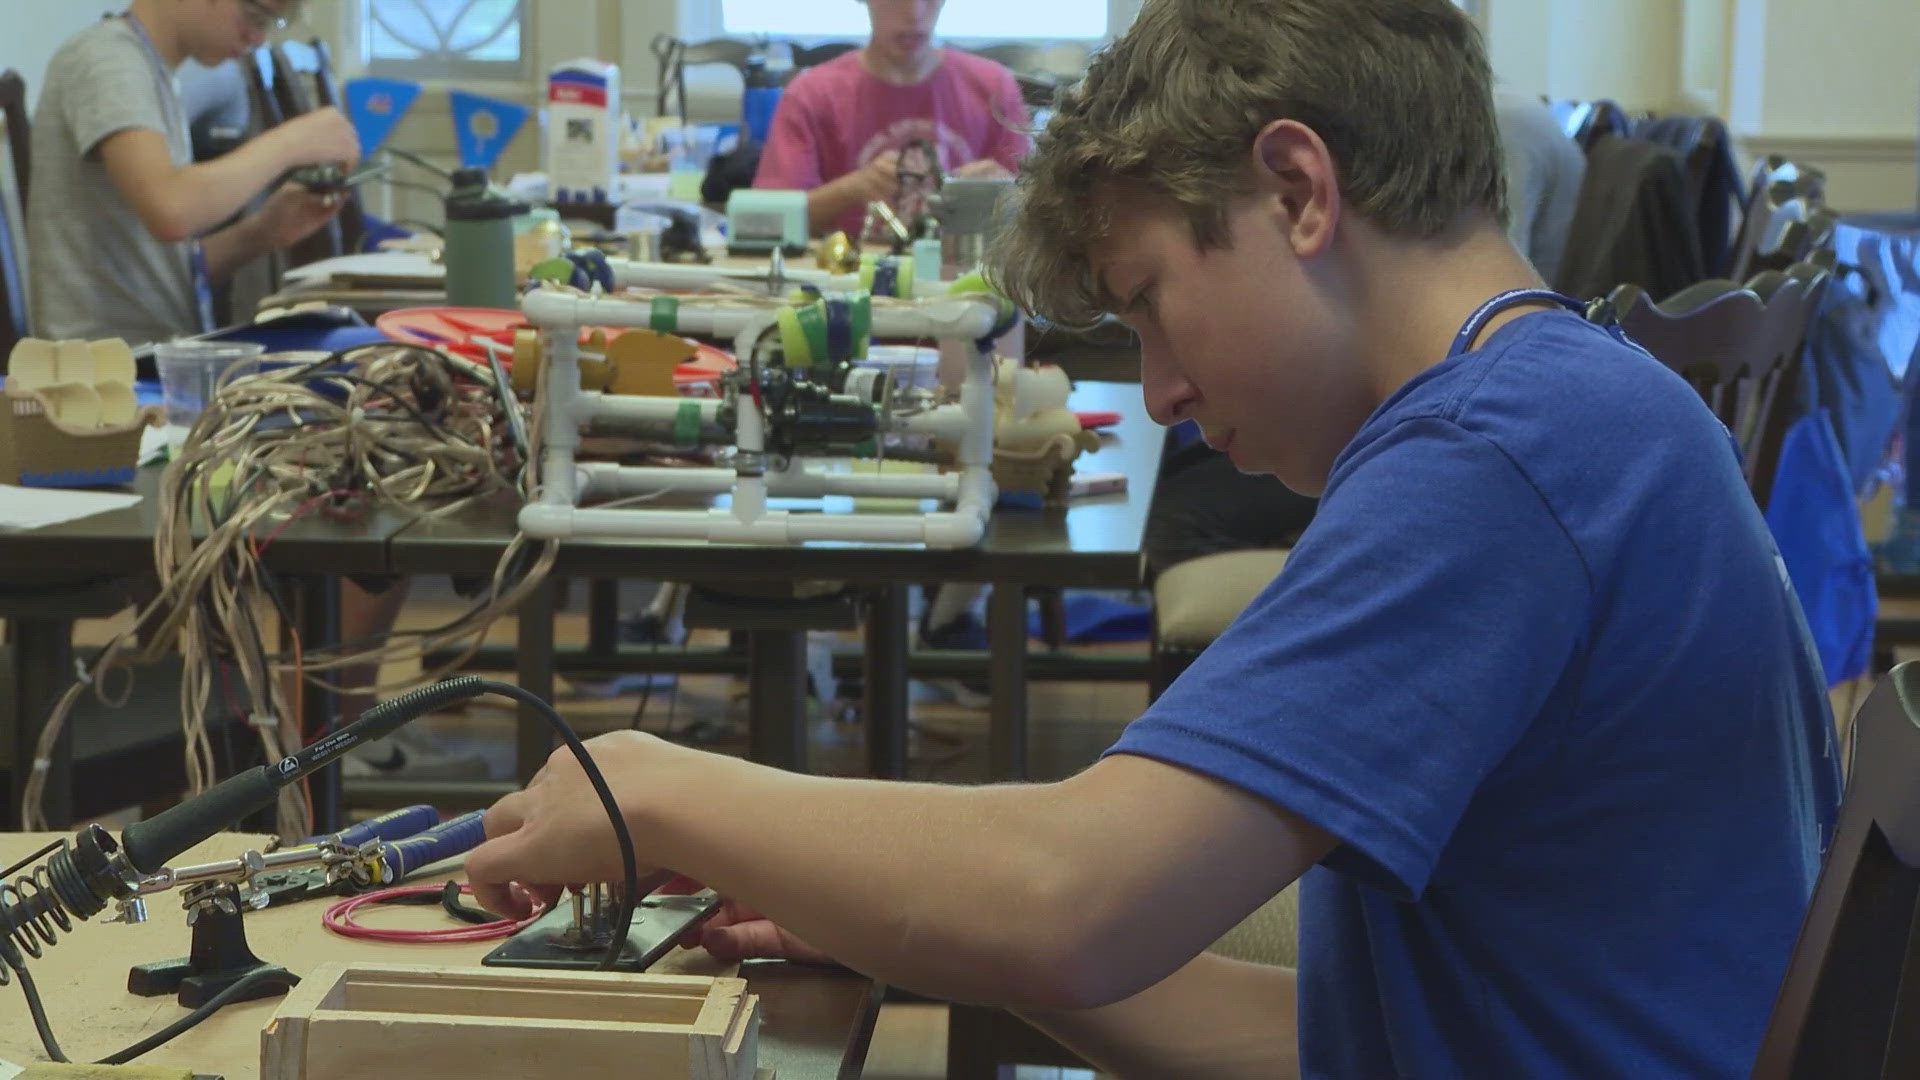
[444,168,526,310]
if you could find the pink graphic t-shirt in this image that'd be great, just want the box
[753,49,1031,237]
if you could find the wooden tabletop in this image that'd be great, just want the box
[0,832,879,1079]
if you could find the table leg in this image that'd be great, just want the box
[987,585,1029,781]
[516,576,559,784]
[586,578,621,657]
[295,577,342,833]
[863,586,910,779]
[8,618,74,828]
[748,629,808,772]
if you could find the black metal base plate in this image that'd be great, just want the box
[127,956,298,1008]
[481,892,722,972]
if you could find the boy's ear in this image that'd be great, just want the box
[1250,120,1340,259]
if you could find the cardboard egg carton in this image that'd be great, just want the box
[1,337,163,487]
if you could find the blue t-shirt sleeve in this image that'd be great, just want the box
[1110,417,1592,899]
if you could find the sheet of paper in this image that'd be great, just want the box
[279,250,446,286]
[0,483,142,530]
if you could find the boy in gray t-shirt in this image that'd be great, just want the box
[29,0,358,345]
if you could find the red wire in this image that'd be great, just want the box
[323,882,547,943]
[252,489,348,560]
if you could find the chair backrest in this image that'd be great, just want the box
[1753,661,1920,1078]
[0,70,27,208]
[789,41,859,73]
[1602,265,1828,507]
[244,46,285,130]
[967,42,1088,110]
[0,128,27,361]
[268,40,362,264]
[652,35,759,122]
[1731,157,1828,280]
[1565,98,1630,151]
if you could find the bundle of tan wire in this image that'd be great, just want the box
[18,342,555,836]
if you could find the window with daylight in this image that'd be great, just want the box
[362,0,525,78]
[718,0,1110,40]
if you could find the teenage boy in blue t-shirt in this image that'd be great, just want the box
[465,0,1842,1074]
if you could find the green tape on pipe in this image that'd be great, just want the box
[794,302,829,367]
[674,400,702,446]
[649,295,679,333]
[776,305,809,365]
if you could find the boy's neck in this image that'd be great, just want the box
[861,44,943,85]
[128,0,187,69]
[1348,219,1553,403]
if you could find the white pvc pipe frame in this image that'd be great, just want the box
[517,288,1001,547]
[604,256,936,298]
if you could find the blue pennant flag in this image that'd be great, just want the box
[341,77,422,154]
[449,89,531,172]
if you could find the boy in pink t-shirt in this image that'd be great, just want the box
[753,0,1032,238]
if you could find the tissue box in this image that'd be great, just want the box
[546,58,620,204]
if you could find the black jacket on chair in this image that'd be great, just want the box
[1554,135,1707,303]
[1633,115,1745,276]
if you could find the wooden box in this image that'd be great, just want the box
[260,964,761,1080]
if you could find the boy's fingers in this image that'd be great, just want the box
[482,791,529,839]
[468,875,528,920]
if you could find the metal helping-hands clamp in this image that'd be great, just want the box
[125,840,374,1008]
[0,678,639,1067]
[0,677,505,1005]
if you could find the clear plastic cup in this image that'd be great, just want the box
[154,340,266,428]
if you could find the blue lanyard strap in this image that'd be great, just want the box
[1449,288,1585,357]
[123,10,165,71]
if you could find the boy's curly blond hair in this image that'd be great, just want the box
[988,0,1507,327]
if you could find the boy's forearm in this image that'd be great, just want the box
[200,211,268,281]
[1019,952,1301,1080]
[640,761,1095,1006]
[633,752,1325,1012]
[170,133,296,241]
[806,175,865,235]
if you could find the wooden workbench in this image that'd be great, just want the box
[0,833,879,1079]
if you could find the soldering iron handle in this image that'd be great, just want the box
[302,804,439,850]
[119,767,279,875]
[377,810,488,881]
[277,676,488,782]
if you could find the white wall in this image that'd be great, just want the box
[1487,0,1915,211]
[1727,0,1919,210]
[0,1,124,109]
[67,0,1899,218]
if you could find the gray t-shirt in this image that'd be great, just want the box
[29,17,202,345]
[1495,91,1587,285]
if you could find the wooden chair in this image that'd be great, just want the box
[0,132,26,362]
[1562,98,1631,152]
[788,41,859,74]
[1599,265,1828,509]
[1752,660,1920,1078]
[1731,157,1828,281]
[967,42,1089,110]
[651,35,759,124]
[0,70,28,209]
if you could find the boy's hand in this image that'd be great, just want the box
[255,182,343,249]
[674,891,837,965]
[953,159,1012,180]
[467,730,701,918]
[849,150,903,203]
[279,106,362,168]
